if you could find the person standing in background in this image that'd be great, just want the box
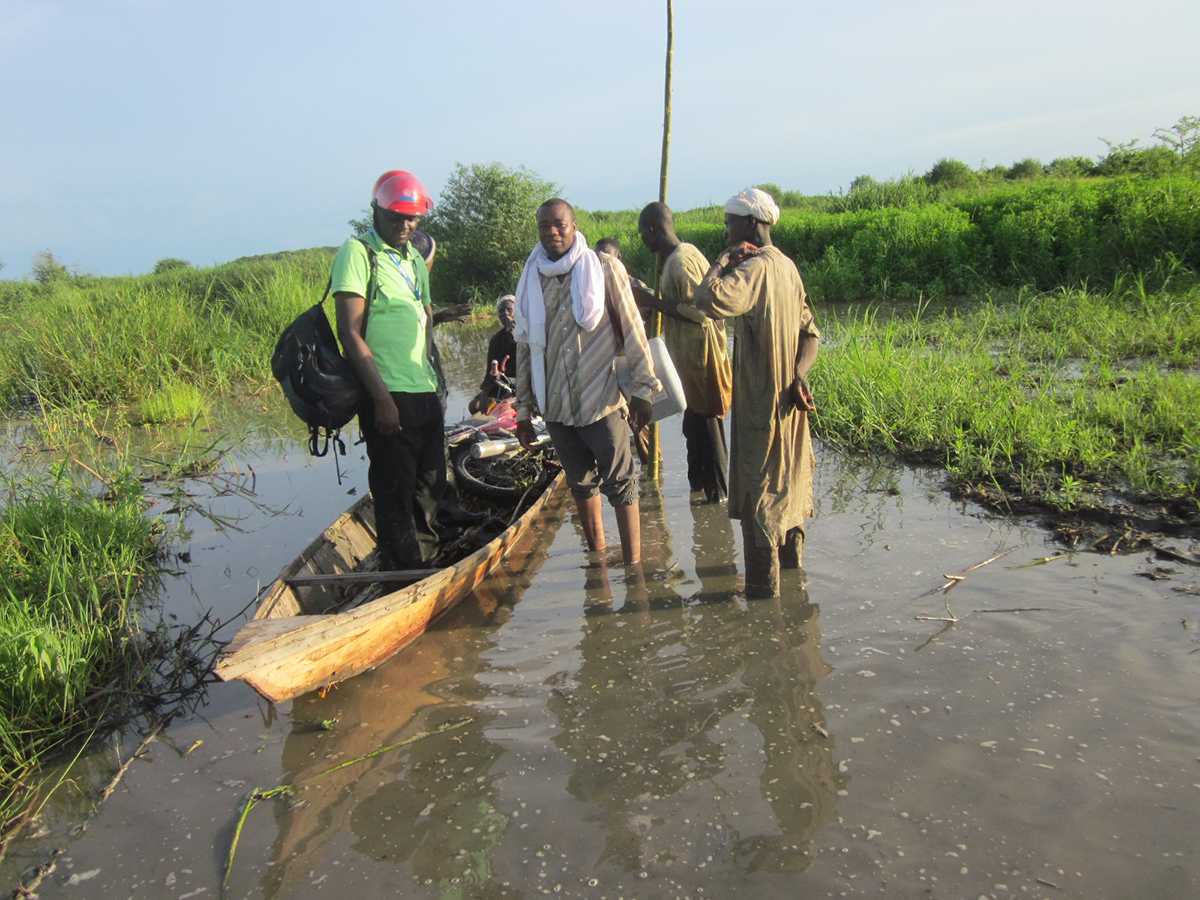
[632,201,732,503]
[470,294,518,413]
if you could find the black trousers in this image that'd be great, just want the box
[359,392,445,569]
[682,411,729,503]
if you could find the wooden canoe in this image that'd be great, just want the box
[214,471,564,702]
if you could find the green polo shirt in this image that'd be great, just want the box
[331,229,438,394]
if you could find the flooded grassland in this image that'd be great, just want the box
[2,323,1198,899]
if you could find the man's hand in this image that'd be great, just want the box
[717,241,761,271]
[630,280,660,312]
[468,391,490,415]
[789,375,816,413]
[433,303,473,325]
[374,395,401,435]
[515,419,539,451]
[627,396,653,433]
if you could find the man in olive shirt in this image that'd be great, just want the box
[633,202,732,502]
[333,170,444,570]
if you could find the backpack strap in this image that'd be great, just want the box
[353,237,377,338]
[324,240,374,338]
[606,290,625,348]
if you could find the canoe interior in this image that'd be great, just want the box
[255,495,382,620]
[251,472,561,625]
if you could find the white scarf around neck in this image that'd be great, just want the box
[514,232,605,412]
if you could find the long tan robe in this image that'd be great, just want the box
[693,245,820,544]
[660,242,731,417]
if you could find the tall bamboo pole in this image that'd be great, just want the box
[648,0,673,481]
[659,0,673,205]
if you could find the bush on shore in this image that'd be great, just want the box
[0,472,161,832]
[581,176,1200,301]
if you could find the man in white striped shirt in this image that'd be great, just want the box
[515,199,660,565]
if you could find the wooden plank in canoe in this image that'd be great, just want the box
[284,569,439,587]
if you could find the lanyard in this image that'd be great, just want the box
[383,250,422,301]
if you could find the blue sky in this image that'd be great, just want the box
[2,0,1197,278]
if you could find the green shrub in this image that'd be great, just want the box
[830,175,939,212]
[2,175,1197,415]
[1006,158,1044,180]
[1096,143,1180,178]
[31,251,70,285]
[1046,156,1096,178]
[925,158,976,189]
[755,183,784,204]
[152,257,192,274]
[423,162,560,304]
[804,206,981,299]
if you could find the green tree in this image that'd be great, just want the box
[1045,156,1096,178]
[152,258,191,274]
[1153,114,1200,174]
[1006,158,1044,180]
[348,209,371,238]
[423,162,559,303]
[755,182,784,203]
[1096,140,1179,177]
[31,251,69,285]
[924,158,975,189]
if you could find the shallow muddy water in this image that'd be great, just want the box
[5,325,1199,899]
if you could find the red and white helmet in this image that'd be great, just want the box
[371,170,434,216]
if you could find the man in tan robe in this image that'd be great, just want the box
[694,188,819,597]
[633,202,733,502]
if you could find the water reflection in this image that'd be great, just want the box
[248,481,840,896]
[549,570,840,880]
[256,503,564,899]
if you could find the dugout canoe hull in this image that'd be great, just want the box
[214,471,564,703]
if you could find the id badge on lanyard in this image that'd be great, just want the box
[378,250,429,329]
[384,251,422,302]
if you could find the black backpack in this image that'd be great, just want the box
[271,239,377,457]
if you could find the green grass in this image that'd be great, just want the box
[1,175,1195,423]
[133,379,210,425]
[580,176,1200,302]
[0,470,161,835]
[809,282,1200,515]
[0,250,333,411]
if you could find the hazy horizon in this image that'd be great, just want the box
[2,0,1197,279]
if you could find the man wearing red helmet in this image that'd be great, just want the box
[332,170,447,570]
